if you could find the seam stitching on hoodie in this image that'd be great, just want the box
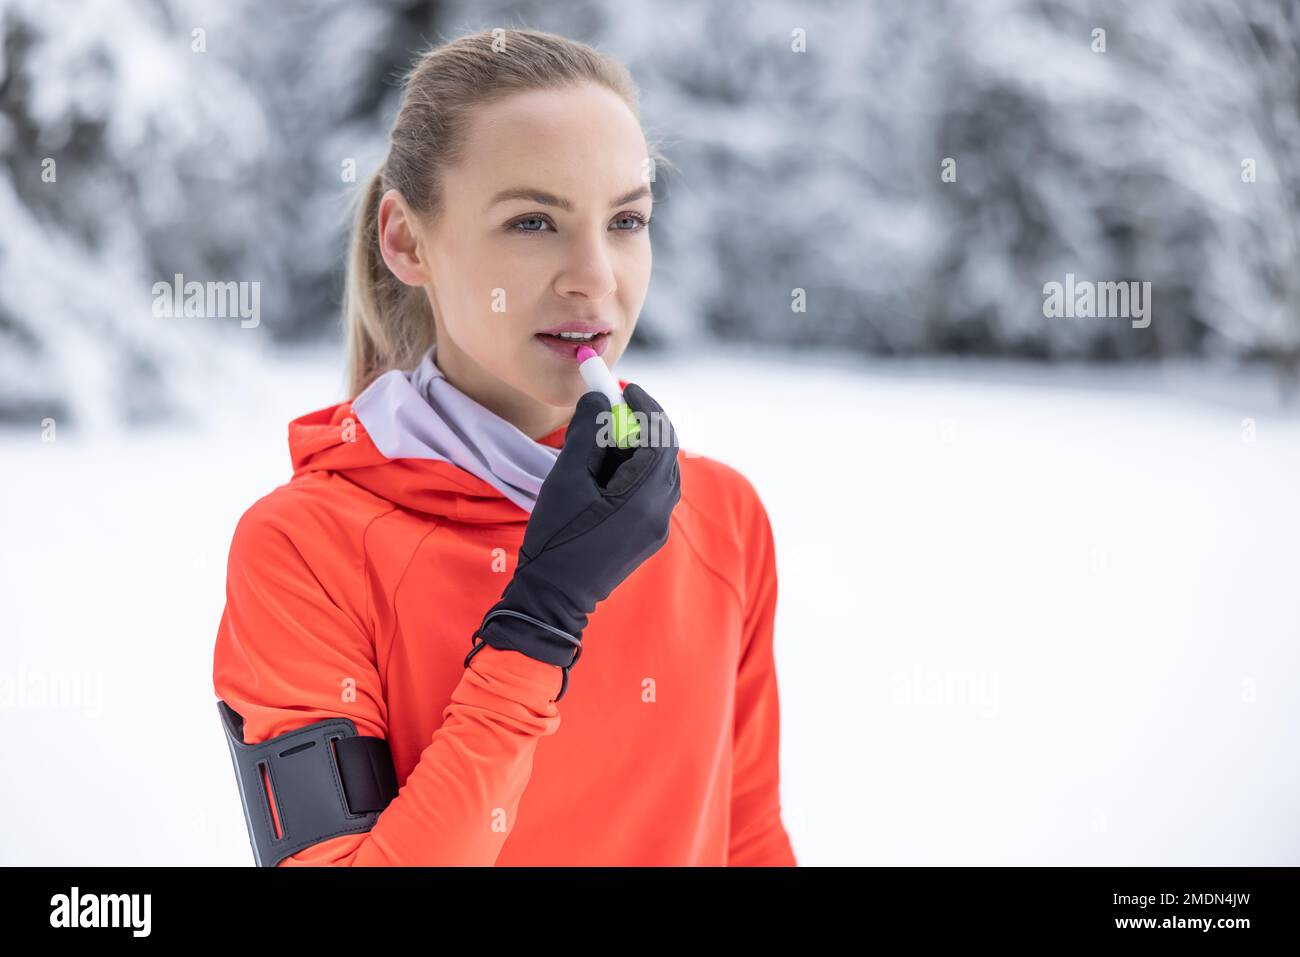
[358,501,397,642]
[360,505,398,729]
[670,498,744,613]
[359,503,400,637]
[362,505,430,711]
[383,519,447,673]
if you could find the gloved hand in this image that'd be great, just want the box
[465,382,682,698]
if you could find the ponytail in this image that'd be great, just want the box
[343,167,433,398]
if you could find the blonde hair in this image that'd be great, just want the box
[343,27,670,398]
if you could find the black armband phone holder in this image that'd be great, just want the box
[217,699,399,866]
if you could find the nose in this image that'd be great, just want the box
[555,228,618,302]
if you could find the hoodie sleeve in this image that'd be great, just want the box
[212,496,564,866]
[727,487,798,867]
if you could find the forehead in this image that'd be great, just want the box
[451,84,649,200]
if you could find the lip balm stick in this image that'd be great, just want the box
[575,345,641,449]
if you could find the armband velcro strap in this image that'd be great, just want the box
[217,699,399,866]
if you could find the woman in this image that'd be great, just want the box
[212,27,796,866]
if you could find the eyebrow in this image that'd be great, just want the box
[485,185,652,212]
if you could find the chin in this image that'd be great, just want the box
[517,368,581,408]
[550,379,592,408]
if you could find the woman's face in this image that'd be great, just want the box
[378,82,654,439]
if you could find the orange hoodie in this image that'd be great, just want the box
[212,380,796,866]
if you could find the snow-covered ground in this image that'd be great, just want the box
[2,345,1297,865]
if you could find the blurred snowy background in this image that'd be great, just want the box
[1,0,1298,865]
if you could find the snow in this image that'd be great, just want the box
[1,348,1296,864]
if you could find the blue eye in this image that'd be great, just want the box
[508,212,652,236]
[512,216,551,234]
[612,213,651,232]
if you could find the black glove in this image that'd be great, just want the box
[465,382,682,699]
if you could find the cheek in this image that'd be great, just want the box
[624,238,652,280]
[441,254,528,340]
[618,246,653,310]
[480,247,548,327]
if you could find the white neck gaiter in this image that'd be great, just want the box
[351,343,561,514]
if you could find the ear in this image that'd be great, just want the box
[377,189,433,286]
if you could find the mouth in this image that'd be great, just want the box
[534,330,612,359]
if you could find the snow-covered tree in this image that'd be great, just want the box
[4,0,1298,428]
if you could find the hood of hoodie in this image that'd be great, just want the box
[287,374,631,526]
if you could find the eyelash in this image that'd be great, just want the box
[508,212,652,237]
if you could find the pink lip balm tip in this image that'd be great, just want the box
[575,345,597,363]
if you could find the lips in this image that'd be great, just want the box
[535,321,613,336]
[534,330,611,358]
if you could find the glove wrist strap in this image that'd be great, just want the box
[464,608,583,701]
